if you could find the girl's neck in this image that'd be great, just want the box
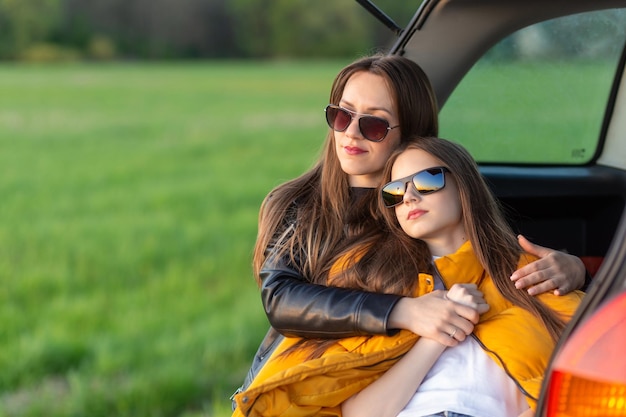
[425,232,467,257]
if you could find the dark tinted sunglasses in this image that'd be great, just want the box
[381,166,450,208]
[324,104,399,142]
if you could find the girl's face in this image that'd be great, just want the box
[391,148,466,256]
[335,71,402,187]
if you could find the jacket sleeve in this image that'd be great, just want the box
[260,252,402,338]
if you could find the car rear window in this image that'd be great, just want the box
[440,9,626,165]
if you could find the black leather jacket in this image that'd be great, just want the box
[232,249,402,405]
[232,188,402,406]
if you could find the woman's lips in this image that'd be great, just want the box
[344,146,367,155]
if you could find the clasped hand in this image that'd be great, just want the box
[389,284,490,347]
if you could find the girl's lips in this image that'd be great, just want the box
[407,208,426,220]
[344,146,367,155]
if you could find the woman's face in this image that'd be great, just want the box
[391,148,466,256]
[335,71,402,187]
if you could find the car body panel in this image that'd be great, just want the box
[600,57,626,170]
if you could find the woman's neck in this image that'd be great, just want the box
[348,173,382,188]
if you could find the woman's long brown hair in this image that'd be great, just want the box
[252,54,438,286]
[378,137,567,343]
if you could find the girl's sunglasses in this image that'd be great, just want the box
[324,104,399,142]
[381,166,450,207]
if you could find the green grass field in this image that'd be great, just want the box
[0,60,613,417]
[0,61,338,417]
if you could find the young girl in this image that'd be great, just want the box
[341,137,585,417]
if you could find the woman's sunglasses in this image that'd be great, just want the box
[381,166,450,207]
[324,104,399,142]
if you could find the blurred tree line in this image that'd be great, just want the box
[0,0,423,61]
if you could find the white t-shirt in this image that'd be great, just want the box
[397,270,530,417]
[396,336,529,417]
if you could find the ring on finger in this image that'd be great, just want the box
[449,328,458,338]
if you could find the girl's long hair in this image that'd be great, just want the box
[378,137,567,343]
[252,54,438,286]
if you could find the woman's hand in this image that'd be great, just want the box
[389,289,483,347]
[511,235,586,296]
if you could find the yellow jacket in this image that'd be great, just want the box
[232,241,584,417]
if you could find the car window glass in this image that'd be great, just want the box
[440,9,626,164]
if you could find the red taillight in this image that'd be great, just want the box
[545,292,626,417]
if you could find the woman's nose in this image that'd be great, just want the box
[403,183,421,203]
[345,117,363,139]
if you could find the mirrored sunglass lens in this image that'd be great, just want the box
[326,107,351,131]
[413,169,445,194]
[382,181,406,207]
[360,116,389,141]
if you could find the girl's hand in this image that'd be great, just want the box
[446,283,490,313]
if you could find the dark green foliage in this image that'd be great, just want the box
[0,0,421,60]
